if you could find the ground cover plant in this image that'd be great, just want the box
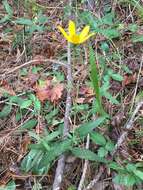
[0,0,143,189]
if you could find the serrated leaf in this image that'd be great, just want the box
[113,174,125,185]
[105,141,115,152]
[0,104,12,118]
[1,180,16,190]
[104,92,119,104]
[34,99,41,112]
[75,116,106,138]
[40,139,72,167]
[126,164,136,172]
[101,12,114,25]
[20,99,32,109]
[15,18,33,25]
[133,169,143,180]
[98,147,108,157]
[71,147,106,162]
[20,119,37,130]
[9,96,24,105]
[21,149,44,172]
[123,175,136,186]
[132,35,143,43]
[111,73,123,81]
[113,174,137,186]
[90,132,106,146]
[0,15,10,24]
[3,0,13,16]
[108,162,125,171]
[101,28,120,39]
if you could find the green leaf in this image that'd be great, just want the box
[101,28,120,39]
[75,116,106,138]
[43,131,60,142]
[3,0,13,16]
[0,15,10,24]
[98,147,108,157]
[126,164,136,172]
[104,91,119,104]
[133,169,143,180]
[101,12,114,25]
[123,175,137,186]
[100,42,109,52]
[34,99,41,112]
[89,46,105,115]
[110,73,123,81]
[9,96,24,105]
[105,141,115,152]
[20,99,32,109]
[0,104,12,118]
[108,162,125,172]
[40,139,72,167]
[20,119,37,130]
[132,35,143,43]
[113,174,136,186]
[128,24,138,32]
[90,132,106,146]
[38,15,48,24]
[1,180,16,190]
[71,147,106,162]
[111,73,123,81]
[21,149,44,172]
[15,18,33,25]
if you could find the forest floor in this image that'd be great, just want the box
[0,0,143,190]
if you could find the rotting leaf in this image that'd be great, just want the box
[122,73,137,86]
[34,78,64,102]
[0,80,15,97]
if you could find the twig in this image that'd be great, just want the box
[1,59,67,77]
[130,56,143,113]
[112,101,143,156]
[84,166,104,190]
[52,27,72,190]
[78,134,90,190]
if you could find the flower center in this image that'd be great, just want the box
[71,34,80,43]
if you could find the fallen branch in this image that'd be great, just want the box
[1,58,67,77]
[52,34,72,190]
[84,166,104,190]
[78,134,90,190]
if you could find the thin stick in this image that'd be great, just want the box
[52,33,72,190]
[112,101,143,156]
[84,166,104,190]
[1,59,67,76]
[130,56,143,113]
[77,134,90,190]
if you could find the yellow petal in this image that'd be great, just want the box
[68,20,76,36]
[80,25,90,39]
[58,26,71,41]
[79,33,95,44]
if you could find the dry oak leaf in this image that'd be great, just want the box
[0,80,15,97]
[34,79,64,102]
[122,73,137,86]
[75,86,94,103]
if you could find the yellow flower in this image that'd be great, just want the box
[58,20,95,44]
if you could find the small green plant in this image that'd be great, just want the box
[109,162,143,186]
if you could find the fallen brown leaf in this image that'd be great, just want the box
[0,80,15,97]
[122,73,137,86]
[34,78,64,102]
